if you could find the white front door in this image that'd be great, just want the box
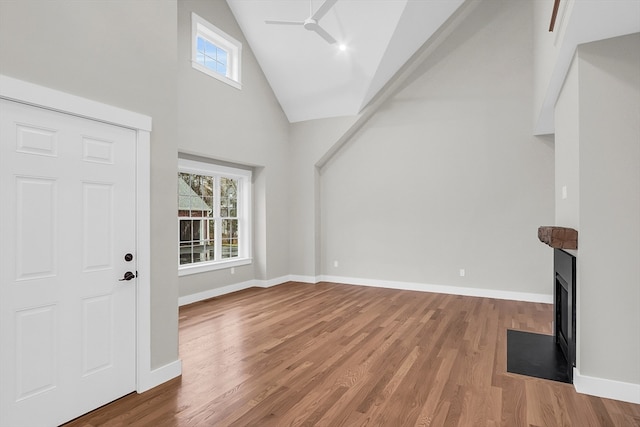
[0,99,137,426]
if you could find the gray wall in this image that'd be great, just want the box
[554,58,580,230]
[319,0,555,295]
[176,0,291,296]
[556,34,640,385]
[0,0,179,369]
[288,116,359,278]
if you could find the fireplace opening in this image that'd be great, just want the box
[556,277,569,356]
[554,248,576,381]
[506,247,576,384]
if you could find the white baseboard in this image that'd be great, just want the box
[179,274,552,307]
[178,275,319,306]
[137,359,182,393]
[319,275,553,304]
[573,368,640,404]
[256,275,298,288]
[287,274,319,284]
[178,280,257,306]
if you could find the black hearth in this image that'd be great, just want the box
[507,228,577,383]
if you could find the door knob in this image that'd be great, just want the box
[119,271,136,281]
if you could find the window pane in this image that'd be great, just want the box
[190,196,206,217]
[221,177,237,199]
[221,178,237,218]
[216,62,227,76]
[178,173,191,194]
[192,220,202,242]
[196,52,205,65]
[208,220,215,240]
[201,176,214,198]
[194,176,211,200]
[221,239,231,259]
[202,196,213,213]
[178,196,190,217]
[204,39,216,55]
[179,220,192,242]
[196,37,206,53]
[221,219,238,259]
[179,244,192,265]
[192,244,204,263]
[217,48,227,65]
[203,240,215,261]
[204,56,216,71]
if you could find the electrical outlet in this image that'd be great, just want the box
[334,260,339,268]
[231,267,235,275]
[459,268,465,277]
[562,186,567,200]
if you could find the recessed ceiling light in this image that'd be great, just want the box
[338,44,347,52]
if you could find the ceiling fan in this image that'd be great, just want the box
[265,0,338,44]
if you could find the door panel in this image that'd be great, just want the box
[0,99,137,426]
[15,305,58,400]
[15,177,58,280]
[82,182,113,271]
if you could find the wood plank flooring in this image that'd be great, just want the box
[65,282,640,426]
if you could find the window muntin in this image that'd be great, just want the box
[178,159,251,275]
[196,37,228,77]
[191,13,242,89]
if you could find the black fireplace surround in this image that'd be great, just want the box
[554,248,576,380]
[506,248,576,383]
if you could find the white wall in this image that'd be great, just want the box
[533,0,567,134]
[554,57,580,230]
[577,34,639,386]
[319,0,555,296]
[176,0,291,297]
[0,0,179,369]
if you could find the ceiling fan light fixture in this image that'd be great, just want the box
[265,0,338,45]
[338,43,347,51]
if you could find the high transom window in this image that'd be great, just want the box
[191,12,242,89]
[178,158,251,275]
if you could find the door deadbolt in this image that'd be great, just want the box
[124,253,133,262]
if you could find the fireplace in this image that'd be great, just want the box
[554,248,576,381]
[505,226,577,383]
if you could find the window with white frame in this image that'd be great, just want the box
[192,12,242,89]
[178,158,251,275]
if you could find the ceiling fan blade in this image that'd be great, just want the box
[310,24,336,44]
[311,0,338,21]
[265,20,304,25]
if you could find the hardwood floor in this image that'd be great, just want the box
[65,282,640,426]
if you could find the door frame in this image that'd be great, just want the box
[0,74,156,393]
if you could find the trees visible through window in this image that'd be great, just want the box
[178,159,251,275]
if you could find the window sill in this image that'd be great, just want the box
[178,257,252,276]
[192,61,242,90]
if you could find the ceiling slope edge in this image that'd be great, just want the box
[317,0,481,169]
[359,0,466,112]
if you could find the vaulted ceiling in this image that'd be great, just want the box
[227,0,465,123]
